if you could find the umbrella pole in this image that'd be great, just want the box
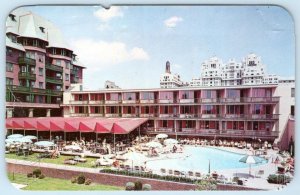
[114,133,116,154]
[249,164,251,176]
[37,130,38,141]
[96,133,98,143]
[64,131,66,142]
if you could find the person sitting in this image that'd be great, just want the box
[172,145,177,153]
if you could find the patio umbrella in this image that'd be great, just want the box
[146,141,162,148]
[164,138,178,145]
[156,134,168,139]
[34,141,55,148]
[24,135,37,140]
[7,134,23,139]
[239,155,263,176]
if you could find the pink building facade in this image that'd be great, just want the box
[64,85,280,141]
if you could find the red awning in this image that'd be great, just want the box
[5,118,13,129]
[24,118,37,129]
[12,118,24,129]
[112,118,148,134]
[64,118,80,132]
[79,120,96,132]
[36,118,51,131]
[49,117,66,131]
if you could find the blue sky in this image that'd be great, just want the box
[26,5,295,90]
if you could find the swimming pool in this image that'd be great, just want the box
[145,146,267,173]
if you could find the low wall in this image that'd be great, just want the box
[7,162,259,191]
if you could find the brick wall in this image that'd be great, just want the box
[7,162,259,191]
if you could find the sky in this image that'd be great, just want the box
[25,5,295,90]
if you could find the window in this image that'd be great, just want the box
[56,85,62,90]
[38,68,43,76]
[65,73,69,81]
[291,105,294,116]
[30,81,35,88]
[291,88,295,97]
[66,61,70,69]
[6,77,13,85]
[39,27,45,33]
[21,66,26,72]
[30,67,35,74]
[25,51,35,59]
[6,48,13,56]
[6,62,13,72]
[55,60,61,66]
[162,120,168,128]
[39,82,43,88]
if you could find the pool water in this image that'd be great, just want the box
[146,146,267,173]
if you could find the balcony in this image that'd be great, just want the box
[247,114,280,120]
[71,69,78,75]
[89,113,104,117]
[179,99,195,103]
[70,113,88,117]
[69,100,89,104]
[105,113,121,117]
[18,57,36,66]
[200,98,219,103]
[122,113,139,117]
[45,63,63,72]
[179,114,198,119]
[122,100,138,104]
[140,99,155,104]
[46,76,63,85]
[223,114,246,119]
[140,113,155,118]
[201,114,220,119]
[89,100,105,104]
[219,98,241,103]
[18,72,36,80]
[241,97,280,103]
[6,85,62,96]
[159,114,175,118]
[159,99,174,104]
[106,100,121,104]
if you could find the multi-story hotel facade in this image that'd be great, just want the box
[63,81,295,143]
[5,9,85,118]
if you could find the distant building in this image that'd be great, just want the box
[104,80,120,89]
[160,61,185,88]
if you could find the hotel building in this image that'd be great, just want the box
[63,80,295,144]
[5,9,85,118]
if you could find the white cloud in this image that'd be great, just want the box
[164,16,183,28]
[173,64,182,69]
[94,7,124,22]
[96,23,110,31]
[70,39,149,70]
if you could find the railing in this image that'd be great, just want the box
[140,99,155,104]
[247,114,280,120]
[105,100,122,104]
[46,76,63,84]
[18,72,36,80]
[122,100,139,104]
[105,113,121,117]
[69,100,89,104]
[6,85,62,96]
[45,63,63,72]
[219,98,241,103]
[146,128,279,137]
[70,113,88,117]
[18,57,36,66]
[140,113,155,118]
[241,97,280,103]
[89,113,104,117]
[89,100,105,104]
[122,113,139,117]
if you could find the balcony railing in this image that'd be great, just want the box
[18,72,36,80]
[89,113,104,117]
[6,85,63,96]
[122,113,139,117]
[122,100,139,104]
[140,113,155,118]
[146,128,279,138]
[140,99,155,104]
[69,100,89,104]
[45,63,63,72]
[18,57,36,66]
[70,113,88,117]
[241,97,280,103]
[89,100,105,104]
[46,76,63,85]
[105,100,122,104]
[105,113,121,117]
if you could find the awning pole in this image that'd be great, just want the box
[64,131,66,142]
[114,133,116,154]
[96,133,98,143]
[37,130,38,141]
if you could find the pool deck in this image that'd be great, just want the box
[6,146,288,190]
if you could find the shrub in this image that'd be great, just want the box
[195,179,217,191]
[267,174,292,185]
[85,178,92,185]
[38,174,45,179]
[32,168,42,177]
[142,184,152,191]
[134,181,143,191]
[27,173,33,178]
[125,182,135,191]
[77,174,86,184]
[71,177,77,183]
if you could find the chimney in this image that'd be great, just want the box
[166,61,171,73]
